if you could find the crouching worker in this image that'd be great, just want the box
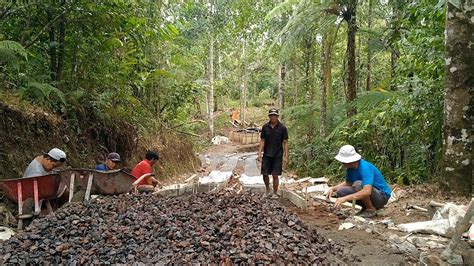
[326,145,391,218]
[131,151,160,192]
[23,148,66,178]
[95,152,121,171]
[20,148,66,223]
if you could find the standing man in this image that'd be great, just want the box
[131,151,160,188]
[326,145,392,218]
[257,108,289,198]
[95,152,121,171]
[23,148,67,178]
[231,108,239,125]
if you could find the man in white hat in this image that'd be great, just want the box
[326,144,391,218]
[23,148,67,178]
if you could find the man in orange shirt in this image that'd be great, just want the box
[231,109,239,124]
[131,151,160,188]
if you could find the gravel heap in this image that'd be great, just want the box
[0,192,346,264]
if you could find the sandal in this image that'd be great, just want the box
[359,209,377,218]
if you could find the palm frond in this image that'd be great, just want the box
[265,0,299,21]
[0,40,28,59]
[326,91,398,141]
[269,0,338,59]
[350,90,398,111]
[325,116,352,141]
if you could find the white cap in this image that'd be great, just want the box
[47,148,66,161]
[335,145,361,163]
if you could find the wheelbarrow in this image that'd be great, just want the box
[58,169,150,202]
[0,174,63,229]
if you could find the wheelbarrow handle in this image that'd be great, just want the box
[132,173,153,187]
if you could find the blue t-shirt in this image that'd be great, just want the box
[95,163,109,171]
[346,159,391,197]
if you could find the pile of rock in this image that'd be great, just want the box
[0,192,346,264]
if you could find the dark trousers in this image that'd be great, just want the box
[336,181,389,210]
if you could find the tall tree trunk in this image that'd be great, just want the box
[309,45,316,101]
[441,1,473,196]
[214,40,222,112]
[390,0,400,89]
[357,31,362,92]
[278,63,286,115]
[48,12,57,82]
[326,24,339,99]
[56,5,66,85]
[218,41,223,81]
[208,0,214,137]
[345,0,357,117]
[240,41,247,126]
[214,42,224,112]
[366,0,372,91]
[292,60,298,105]
[71,34,78,89]
[320,35,330,138]
[303,39,312,99]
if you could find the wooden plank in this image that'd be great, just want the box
[184,174,198,183]
[279,189,307,212]
[442,199,474,261]
[84,173,94,202]
[153,183,198,197]
[313,195,362,210]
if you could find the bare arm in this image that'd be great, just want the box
[326,180,352,198]
[335,185,372,207]
[257,139,265,160]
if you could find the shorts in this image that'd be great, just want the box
[261,156,283,176]
[336,180,390,209]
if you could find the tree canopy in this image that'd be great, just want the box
[0,0,471,194]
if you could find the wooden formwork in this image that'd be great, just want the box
[230,130,260,145]
[278,189,308,212]
[153,173,232,196]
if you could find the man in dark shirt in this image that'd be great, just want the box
[257,108,289,198]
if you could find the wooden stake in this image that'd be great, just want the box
[442,199,474,261]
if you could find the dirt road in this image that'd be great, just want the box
[201,141,413,264]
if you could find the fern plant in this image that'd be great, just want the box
[0,40,28,71]
[19,82,66,112]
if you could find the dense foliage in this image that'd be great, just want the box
[0,0,459,185]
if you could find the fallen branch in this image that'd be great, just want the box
[429,201,445,208]
[407,205,428,212]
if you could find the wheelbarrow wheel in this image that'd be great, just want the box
[71,190,86,202]
[20,198,34,229]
